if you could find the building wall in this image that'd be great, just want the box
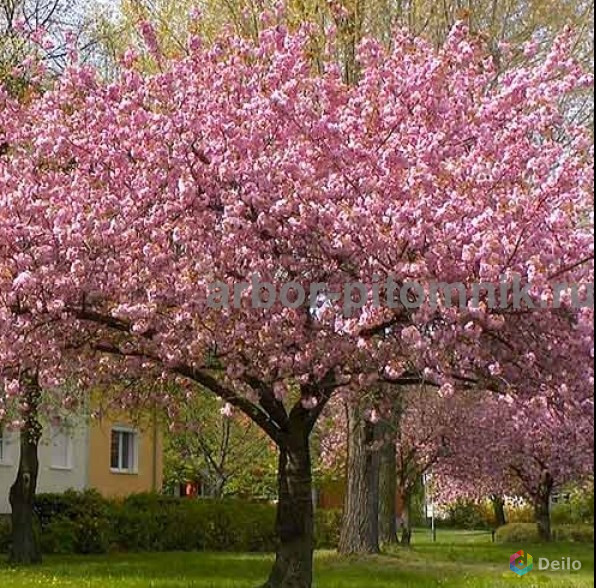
[0,430,19,514]
[0,422,88,515]
[317,478,406,518]
[0,410,163,514]
[317,479,345,510]
[87,411,163,498]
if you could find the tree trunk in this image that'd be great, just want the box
[262,420,314,588]
[491,495,507,528]
[378,423,398,546]
[212,475,226,499]
[9,376,42,565]
[535,495,552,542]
[397,485,412,546]
[338,404,380,555]
[335,3,363,86]
[534,471,554,542]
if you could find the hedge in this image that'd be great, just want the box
[0,490,342,555]
[441,498,594,531]
[495,523,594,544]
[441,500,492,530]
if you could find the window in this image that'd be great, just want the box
[50,426,73,470]
[110,428,138,473]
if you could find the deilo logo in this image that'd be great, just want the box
[510,551,534,577]
[539,557,582,572]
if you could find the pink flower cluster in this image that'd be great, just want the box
[0,24,592,453]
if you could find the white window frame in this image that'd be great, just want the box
[50,425,74,471]
[0,426,13,466]
[110,426,139,474]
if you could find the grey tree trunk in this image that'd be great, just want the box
[338,404,380,555]
[378,422,398,546]
[212,475,227,499]
[397,485,412,546]
[262,416,314,588]
[9,376,42,565]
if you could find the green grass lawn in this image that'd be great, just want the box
[0,530,593,587]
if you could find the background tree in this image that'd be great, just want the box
[0,0,101,564]
[164,391,277,499]
[377,395,401,546]
[0,0,101,78]
[7,374,42,564]
[99,0,594,74]
[436,392,595,541]
[0,372,87,564]
[337,398,381,555]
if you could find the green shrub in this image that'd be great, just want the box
[73,513,113,554]
[495,523,541,544]
[552,504,580,526]
[496,523,595,544]
[505,504,535,524]
[40,518,77,555]
[34,489,115,554]
[114,494,277,553]
[315,509,342,549]
[35,489,114,527]
[442,500,491,530]
[552,489,595,526]
[553,524,595,543]
[34,491,280,555]
[30,491,359,555]
[0,516,42,555]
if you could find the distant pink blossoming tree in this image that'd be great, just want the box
[435,391,594,541]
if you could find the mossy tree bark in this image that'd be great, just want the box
[397,484,413,546]
[262,410,314,588]
[338,403,380,555]
[378,431,399,545]
[378,397,404,546]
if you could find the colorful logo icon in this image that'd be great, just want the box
[510,551,534,576]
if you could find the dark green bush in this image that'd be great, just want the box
[553,524,595,543]
[552,491,595,526]
[315,509,342,549]
[496,523,595,544]
[11,491,343,556]
[33,491,281,555]
[40,519,78,555]
[0,516,43,556]
[442,500,491,530]
[495,523,541,544]
[114,494,277,552]
[34,489,115,554]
